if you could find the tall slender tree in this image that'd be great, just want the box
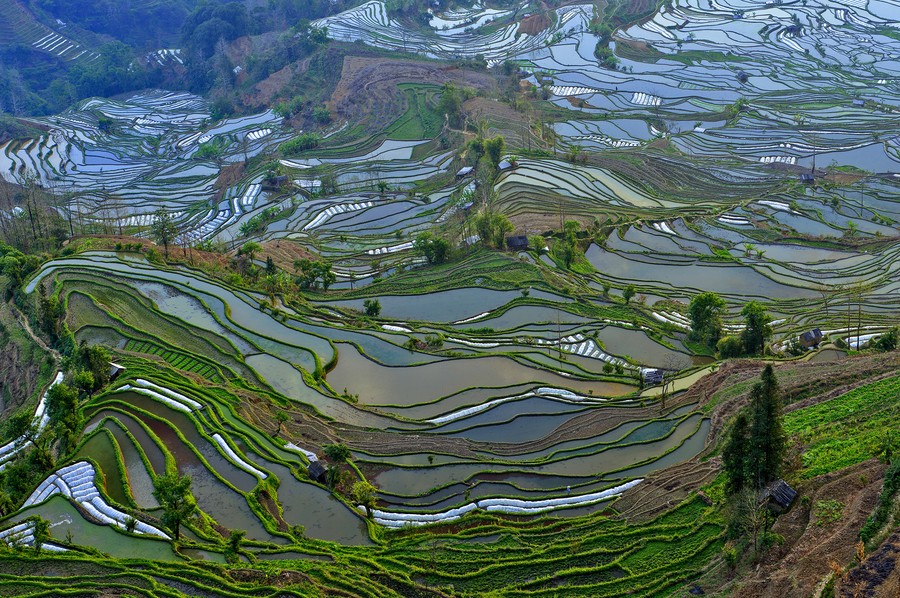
[150,208,177,260]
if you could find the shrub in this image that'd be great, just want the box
[717,335,744,358]
[363,299,381,317]
[281,133,321,156]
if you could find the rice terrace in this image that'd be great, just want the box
[0,0,898,595]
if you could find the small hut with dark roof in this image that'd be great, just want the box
[799,328,823,349]
[308,461,327,484]
[760,479,798,513]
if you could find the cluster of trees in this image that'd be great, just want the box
[552,220,585,269]
[293,258,336,290]
[687,293,773,357]
[0,242,44,300]
[30,0,193,46]
[413,232,450,265]
[474,210,514,249]
[722,365,786,550]
[238,206,283,237]
[0,342,110,515]
[467,135,506,169]
[0,180,68,254]
[437,82,476,129]
[321,443,378,516]
[594,44,619,69]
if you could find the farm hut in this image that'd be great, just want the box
[108,363,126,381]
[506,235,529,251]
[799,328,823,349]
[800,173,815,184]
[498,159,515,171]
[308,461,327,484]
[461,201,474,213]
[456,166,474,178]
[736,70,749,83]
[760,479,797,513]
[642,369,664,386]
[262,175,288,190]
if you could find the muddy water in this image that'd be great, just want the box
[585,245,817,299]
[329,343,634,408]
[117,404,279,542]
[373,414,706,495]
[104,420,160,508]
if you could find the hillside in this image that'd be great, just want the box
[0,0,898,595]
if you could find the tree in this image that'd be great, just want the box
[437,82,463,127]
[30,516,50,553]
[351,481,378,517]
[688,292,727,347]
[484,136,506,168]
[363,299,381,318]
[740,301,772,355]
[722,366,785,498]
[723,411,750,495]
[152,472,197,541]
[72,370,95,398]
[76,344,111,388]
[623,285,636,304]
[414,232,450,265]
[150,208,177,260]
[262,272,287,304]
[46,382,79,424]
[473,211,513,249]
[874,327,899,352]
[240,241,261,262]
[746,365,785,489]
[324,443,351,462]
[554,220,582,268]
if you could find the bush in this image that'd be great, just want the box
[717,335,744,358]
[363,299,381,317]
[874,327,898,352]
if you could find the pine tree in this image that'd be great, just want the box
[745,365,785,490]
[723,411,749,494]
[724,365,785,495]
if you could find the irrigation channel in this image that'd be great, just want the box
[0,0,898,578]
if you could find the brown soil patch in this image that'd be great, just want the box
[258,489,290,532]
[258,239,316,272]
[214,162,246,192]
[613,458,720,523]
[329,56,497,126]
[245,61,301,107]
[518,12,551,36]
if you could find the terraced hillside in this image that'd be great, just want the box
[0,0,898,596]
[0,0,99,63]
